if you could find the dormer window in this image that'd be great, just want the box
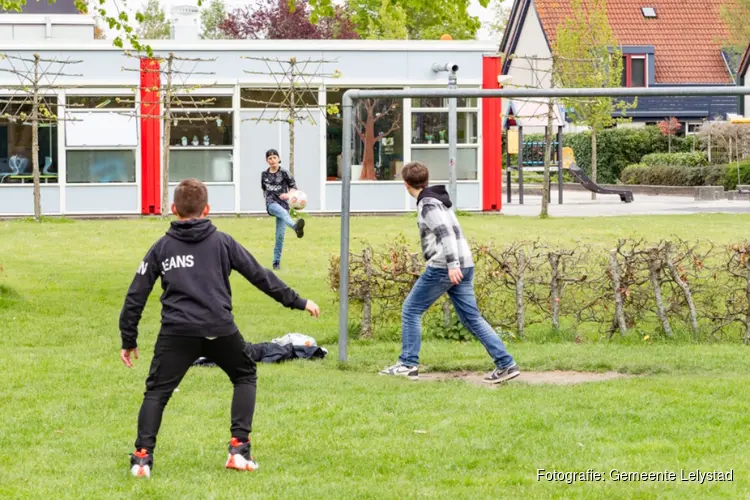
[641,7,656,18]
[621,55,647,87]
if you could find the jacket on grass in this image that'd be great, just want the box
[416,185,474,270]
[119,218,307,349]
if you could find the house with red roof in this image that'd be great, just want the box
[499,0,740,133]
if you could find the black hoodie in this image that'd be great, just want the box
[417,185,453,208]
[119,218,307,349]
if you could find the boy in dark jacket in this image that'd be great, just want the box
[379,162,519,384]
[120,178,320,478]
[261,149,305,270]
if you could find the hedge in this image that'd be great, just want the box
[621,160,750,189]
[641,152,708,167]
[523,126,694,184]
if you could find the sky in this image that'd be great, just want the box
[100,0,499,40]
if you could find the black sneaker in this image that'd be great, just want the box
[484,363,521,384]
[273,261,280,270]
[294,219,305,238]
[129,448,153,478]
[225,437,258,472]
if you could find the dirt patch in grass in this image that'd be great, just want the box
[419,370,631,387]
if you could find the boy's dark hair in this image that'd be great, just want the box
[402,162,430,190]
[173,178,208,218]
[266,148,279,159]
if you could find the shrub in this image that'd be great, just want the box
[524,126,693,184]
[641,152,708,168]
[621,159,750,188]
[705,160,750,190]
[620,163,649,185]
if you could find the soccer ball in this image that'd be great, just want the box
[290,190,307,210]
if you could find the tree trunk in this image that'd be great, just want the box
[549,253,560,329]
[289,118,295,177]
[664,242,699,338]
[648,250,672,337]
[442,298,452,329]
[32,54,41,222]
[288,62,296,176]
[541,99,553,217]
[515,249,526,339]
[668,134,672,154]
[609,250,627,338]
[161,54,173,218]
[360,110,377,180]
[591,128,597,200]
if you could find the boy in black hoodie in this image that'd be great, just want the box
[379,162,519,383]
[120,178,320,478]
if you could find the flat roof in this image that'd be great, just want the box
[0,38,500,52]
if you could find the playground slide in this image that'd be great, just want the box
[560,147,633,203]
[568,163,634,203]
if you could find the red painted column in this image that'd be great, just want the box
[481,55,502,211]
[140,58,161,215]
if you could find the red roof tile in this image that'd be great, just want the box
[533,0,734,84]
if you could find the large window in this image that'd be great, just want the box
[410,96,479,180]
[169,95,233,183]
[621,55,647,87]
[67,150,136,183]
[65,94,137,184]
[326,88,404,181]
[0,96,59,184]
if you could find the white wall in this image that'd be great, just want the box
[503,1,563,134]
[745,76,750,117]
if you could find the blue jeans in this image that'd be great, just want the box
[267,202,295,263]
[399,266,515,369]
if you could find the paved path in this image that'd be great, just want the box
[500,192,750,217]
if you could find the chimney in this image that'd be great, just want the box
[170,5,200,41]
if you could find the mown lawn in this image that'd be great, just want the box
[1,213,749,498]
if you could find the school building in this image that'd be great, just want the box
[0,10,505,216]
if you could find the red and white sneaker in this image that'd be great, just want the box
[225,437,258,472]
[129,449,153,478]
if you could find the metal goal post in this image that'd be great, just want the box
[338,85,750,362]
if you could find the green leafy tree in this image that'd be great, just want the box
[349,0,489,40]
[720,0,750,52]
[365,0,408,39]
[200,0,229,39]
[135,0,171,40]
[552,0,633,198]
[486,0,510,39]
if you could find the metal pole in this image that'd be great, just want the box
[338,92,354,362]
[557,126,563,205]
[505,129,512,204]
[351,86,750,100]
[518,126,524,205]
[448,71,458,208]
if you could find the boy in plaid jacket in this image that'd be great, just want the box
[379,162,520,384]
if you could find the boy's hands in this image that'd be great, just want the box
[279,193,290,200]
[305,300,321,318]
[121,348,139,368]
[448,268,463,285]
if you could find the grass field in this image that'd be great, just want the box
[2,213,750,498]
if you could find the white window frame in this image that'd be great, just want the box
[409,95,481,182]
[64,147,139,186]
[167,108,235,185]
